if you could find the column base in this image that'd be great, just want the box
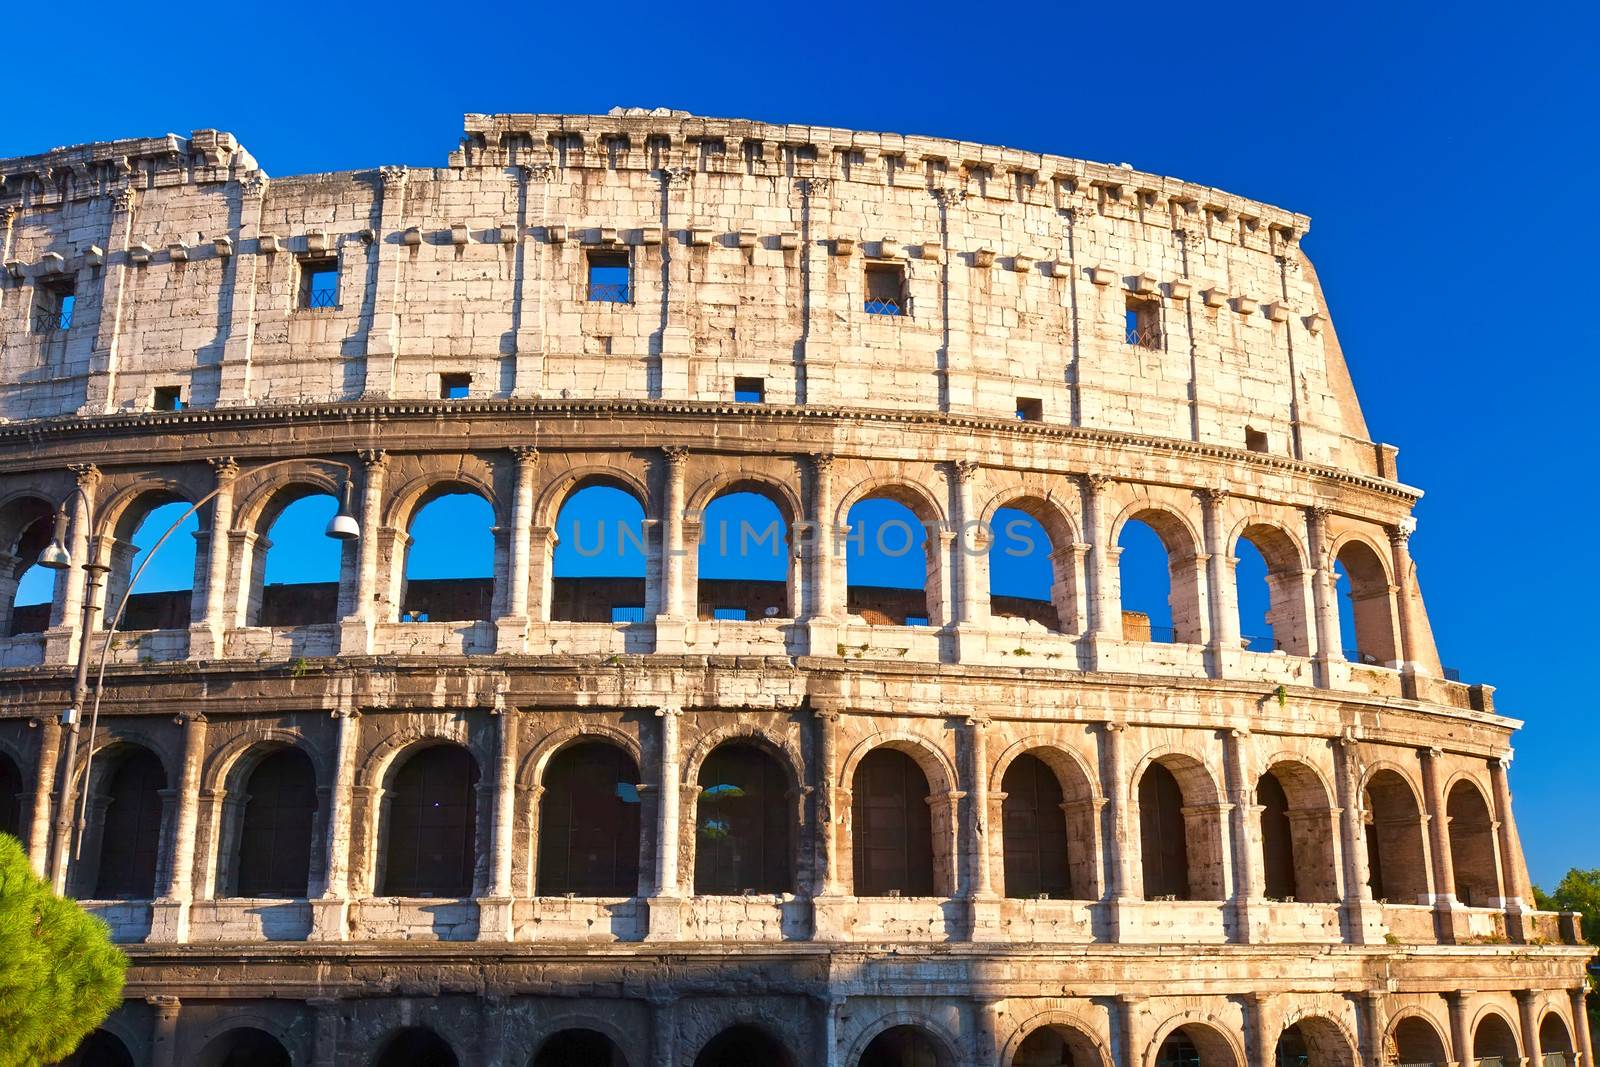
[337,618,373,657]
[804,617,843,658]
[187,625,226,662]
[476,896,515,941]
[1432,897,1471,944]
[1228,897,1259,943]
[1313,654,1350,690]
[967,894,1003,941]
[1082,632,1120,673]
[147,897,189,943]
[1341,899,1390,945]
[810,895,853,941]
[308,896,351,941]
[42,626,78,666]
[644,895,687,941]
[493,617,529,655]
[951,624,991,665]
[1206,643,1242,680]
[652,616,690,655]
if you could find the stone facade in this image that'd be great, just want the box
[0,113,1590,1067]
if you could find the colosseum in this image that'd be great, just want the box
[0,110,1591,1067]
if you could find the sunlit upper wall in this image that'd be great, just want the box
[0,114,1393,479]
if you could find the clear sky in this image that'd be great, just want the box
[7,0,1594,886]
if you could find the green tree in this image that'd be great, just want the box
[1534,867,1600,1040]
[0,832,127,1067]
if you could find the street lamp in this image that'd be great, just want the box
[38,458,360,892]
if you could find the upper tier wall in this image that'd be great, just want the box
[0,116,1392,479]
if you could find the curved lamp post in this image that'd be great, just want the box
[38,457,360,893]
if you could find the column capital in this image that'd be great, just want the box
[965,716,991,729]
[239,174,268,199]
[1082,472,1113,493]
[1388,517,1417,545]
[655,704,684,718]
[146,994,181,1016]
[796,176,832,197]
[1307,504,1334,523]
[1197,485,1230,505]
[110,186,137,212]
[70,463,102,489]
[379,166,408,192]
[510,445,540,466]
[209,456,240,482]
[1103,721,1125,733]
[662,445,690,466]
[520,162,557,183]
[952,459,981,483]
[358,448,388,471]
[811,452,835,474]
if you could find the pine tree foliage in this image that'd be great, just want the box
[0,832,126,1067]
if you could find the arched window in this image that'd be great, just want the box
[696,489,791,621]
[988,504,1070,633]
[1155,1031,1200,1067]
[551,484,647,623]
[1471,1015,1519,1066]
[61,1029,135,1067]
[92,748,166,899]
[194,1027,291,1067]
[851,748,934,897]
[694,743,792,895]
[1446,780,1501,907]
[1274,1017,1356,1067]
[379,746,478,897]
[1138,762,1189,899]
[0,752,23,840]
[1117,512,1202,645]
[845,495,934,627]
[233,748,318,898]
[116,499,198,631]
[533,1029,630,1067]
[1334,541,1398,666]
[537,742,641,896]
[1390,1018,1447,1067]
[859,1026,946,1067]
[1155,1025,1237,1067]
[1000,754,1070,900]
[374,1027,458,1067]
[1256,762,1339,904]
[1363,770,1430,904]
[1234,525,1313,656]
[1539,1013,1576,1065]
[400,491,495,623]
[1013,1024,1103,1066]
[253,491,343,626]
[1,496,56,637]
[694,1025,795,1067]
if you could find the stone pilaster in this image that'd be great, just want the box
[1082,474,1121,668]
[654,446,690,652]
[361,166,408,396]
[149,712,206,942]
[148,995,181,1067]
[27,715,61,877]
[216,174,267,403]
[338,450,387,655]
[1200,487,1240,677]
[646,704,685,939]
[479,705,519,940]
[310,709,359,940]
[189,457,240,660]
[1334,734,1386,944]
[495,446,539,652]
[83,186,137,413]
[44,464,102,666]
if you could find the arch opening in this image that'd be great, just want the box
[537,741,641,897]
[115,498,198,631]
[550,483,647,624]
[1235,524,1312,655]
[231,747,318,898]
[60,1029,135,1067]
[87,746,166,899]
[194,1027,291,1067]
[378,745,478,897]
[1539,1012,1576,1064]
[1155,1024,1238,1067]
[1013,1023,1103,1066]
[851,748,935,897]
[693,1024,795,1067]
[845,495,935,627]
[988,504,1068,634]
[0,751,24,841]
[1389,1017,1448,1066]
[1258,761,1339,904]
[1471,1013,1520,1067]
[696,488,792,621]
[2,496,56,637]
[531,1028,629,1067]
[694,742,793,895]
[373,1026,458,1067]
[1001,753,1092,900]
[400,490,495,623]
[1117,511,1202,645]
[1363,770,1430,904]
[253,491,344,627]
[1135,755,1227,902]
[1446,780,1501,907]
[1275,1018,1356,1067]
[859,1025,949,1067]
[1334,541,1398,667]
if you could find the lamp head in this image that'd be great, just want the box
[38,508,73,570]
[324,476,361,541]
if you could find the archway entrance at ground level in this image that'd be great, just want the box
[859,1025,946,1067]
[694,1024,795,1067]
[530,1028,629,1067]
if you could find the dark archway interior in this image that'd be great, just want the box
[0,753,23,840]
[531,1028,629,1067]
[235,748,317,897]
[693,1025,795,1067]
[94,748,166,899]
[379,745,478,897]
[859,1025,944,1067]
[1390,1018,1447,1065]
[195,1027,292,1067]
[1540,1012,1576,1058]
[537,742,642,896]
[61,1029,135,1067]
[851,749,934,897]
[694,743,792,895]
[1014,1024,1098,1066]
[1139,762,1189,899]
[1002,754,1070,899]
[1258,771,1297,900]
[374,1027,459,1067]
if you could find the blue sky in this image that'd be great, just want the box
[6,0,1594,885]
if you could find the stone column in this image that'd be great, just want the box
[217,175,267,403]
[656,167,694,398]
[309,997,341,1067]
[190,457,239,661]
[1420,747,1458,909]
[966,716,999,939]
[951,459,987,628]
[815,994,845,1067]
[805,454,840,620]
[148,995,181,1067]
[27,715,61,877]
[311,709,359,940]
[1225,727,1261,943]
[1082,474,1122,655]
[1448,990,1474,1067]
[338,450,387,655]
[1200,487,1240,676]
[511,163,553,397]
[650,994,678,1067]
[83,187,137,413]
[480,706,518,940]
[1516,990,1545,1067]
[495,447,539,653]
[361,167,408,396]
[1489,757,1531,911]
[655,447,690,652]
[1115,994,1147,1067]
[45,464,102,666]
[815,707,842,897]
[1334,735,1385,944]
[646,704,685,939]
[1354,991,1385,1067]
[972,998,1001,1067]
[1304,506,1345,686]
[1571,986,1596,1067]
[1247,991,1275,1067]
[1388,520,1426,676]
[1101,722,1136,939]
[150,713,207,942]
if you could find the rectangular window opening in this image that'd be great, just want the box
[299,257,339,310]
[1125,297,1162,348]
[1245,427,1269,453]
[440,373,472,400]
[904,614,930,627]
[734,377,765,404]
[33,278,75,333]
[864,262,908,316]
[152,386,184,412]
[1015,397,1043,422]
[611,605,646,624]
[587,249,631,303]
[712,607,748,621]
